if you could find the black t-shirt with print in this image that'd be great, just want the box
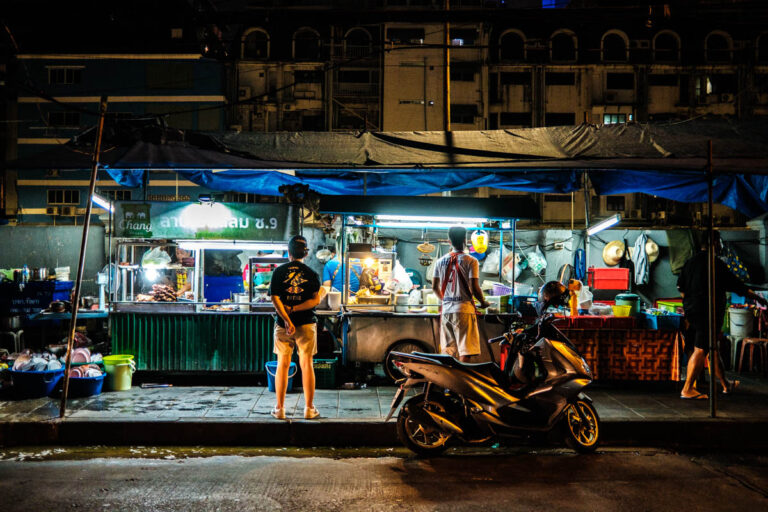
[269,261,321,327]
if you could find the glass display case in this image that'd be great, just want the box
[344,250,395,310]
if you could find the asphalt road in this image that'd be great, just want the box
[0,447,766,511]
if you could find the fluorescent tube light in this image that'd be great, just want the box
[375,221,480,229]
[177,240,288,251]
[586,214,621,236]
[375,214,488,224]
[91,194,114,213]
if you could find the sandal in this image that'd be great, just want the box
[723,380,740,395]
[680,392,708,400]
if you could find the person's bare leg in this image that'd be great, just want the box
[299,352,315,410]
[274,352,291,410]
[709,352,730,393]
[681,348,707,398]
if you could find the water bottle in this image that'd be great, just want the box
[22,264,30,283]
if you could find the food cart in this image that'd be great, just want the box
[109,200,298,372]
[317,195,540,380]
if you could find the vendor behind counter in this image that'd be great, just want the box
[322,247,361,294]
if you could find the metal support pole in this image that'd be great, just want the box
[498,230,504,283]
[443,0,451,132]
[583,173,591,269]
[341,216,348,306]
[707,140,717,418]
[60,96,108,419]
[511,221,517,305]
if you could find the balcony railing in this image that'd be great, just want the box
[334,83,379,97]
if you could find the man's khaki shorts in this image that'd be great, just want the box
[440,312,481,358]
[273,323,318,357]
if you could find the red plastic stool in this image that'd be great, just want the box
[737,338,768,375]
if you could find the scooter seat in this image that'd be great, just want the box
[409,353,510,389]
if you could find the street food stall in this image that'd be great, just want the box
[109,200,298,372]
[316,195,540,380]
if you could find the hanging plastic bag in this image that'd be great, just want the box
[392,260,414,293]
[482,247,501,274]
[141,246,171,267]
[527,245,548,276]
[578,283,593,309]
[426,244,443,284]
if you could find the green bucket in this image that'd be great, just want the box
[103,355,135,391]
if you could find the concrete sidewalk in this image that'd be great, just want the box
[2,377,768,448]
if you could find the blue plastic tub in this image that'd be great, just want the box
[265,361,297,393]
[67,373,106,398]
[9,368,64,398]
[643,312,684,330]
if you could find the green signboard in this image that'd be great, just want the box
[114,201,298,241]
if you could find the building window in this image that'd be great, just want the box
[695,74,737,101]
[48,111,81,127]
[500,71,530,85]
[243,29,269,59]
[545,113,575,126]
[758,34,768,63]
[146,62,194,89]
[545,72,575,86]
[228,192,260,203]
[294,28,321,60]
[499,112,532,127]
[544,194,571,203]
[450,104,477,124]
[606,195,626,211]
[649,74,678,87]
[451,28,478,47]
[450,64,477,82]
[550,31,576,62]
[606,73,634,90]
[48,67,82,85]
[705,32,732,62]
[47,189,80,205]
[387,28,425,45]
[102,190,132,201]
[602,32,628,62]
[345,28,372,58]
[294,70,323,83]
[338,70,375,83]
[603,113,630,125]
[499,30,525,61]
[653,31,680,62]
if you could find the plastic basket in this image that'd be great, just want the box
[656,300,683,314]
[604,316,636,329]
[643,312,683,330]
[492,284,512,296]
[66,373,105,398]
[569,316,605,329]
[313,358,337,389]
[611,305,632,317]
[10,368,64,399]
[587,267,629,290]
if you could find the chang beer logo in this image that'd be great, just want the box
[121,204,152,237]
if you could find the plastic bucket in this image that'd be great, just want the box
[104,356,136,391]
[103,354,134,365]
[10,368,64,399]
[67,373,106,398]
[728,308,754,338]
[265,361,297,393]
[611,305,632,317]
[615,293,641,317]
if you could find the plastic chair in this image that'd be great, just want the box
[0,329,24,354]
[737,338,768,375]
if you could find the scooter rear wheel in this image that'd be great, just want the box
[396,393,452,456]
[563,399,600,453]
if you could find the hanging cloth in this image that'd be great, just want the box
[573,248,586,281]
[632,233,649,286]
[721,242,751,282]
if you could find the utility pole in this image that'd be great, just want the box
[60,96,108,419]
[707,139,717,418]
[443,0,451,132]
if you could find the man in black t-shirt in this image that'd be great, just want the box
[268,235,323,420]
[677,233,766,399]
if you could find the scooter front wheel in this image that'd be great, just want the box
[396,393,452,456]
[563,399,600,453]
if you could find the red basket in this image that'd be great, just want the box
[587,267,629,290]
[570,316,605,329]
[604,316,636,329]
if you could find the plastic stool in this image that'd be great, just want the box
[737,338,768,375]
[0,330,24,354]
[727,335,743,371]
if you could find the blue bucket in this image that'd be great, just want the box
[10,368,64,399]
[265,361,297,393]
[67,373,106,398]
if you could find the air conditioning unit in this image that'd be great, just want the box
[60,206,76,216]
[238,86,251,99]
[720,93,734,103]
[46,206,59,216]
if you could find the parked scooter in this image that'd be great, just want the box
[385,281,600,456]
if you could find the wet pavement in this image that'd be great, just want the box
[0,447,766,511]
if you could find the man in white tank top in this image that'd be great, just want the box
[432,226,490,362]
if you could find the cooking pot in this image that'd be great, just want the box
[1,316,22,331]
[32,268,48,281]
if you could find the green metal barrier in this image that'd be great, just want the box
[111,313,275,372]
